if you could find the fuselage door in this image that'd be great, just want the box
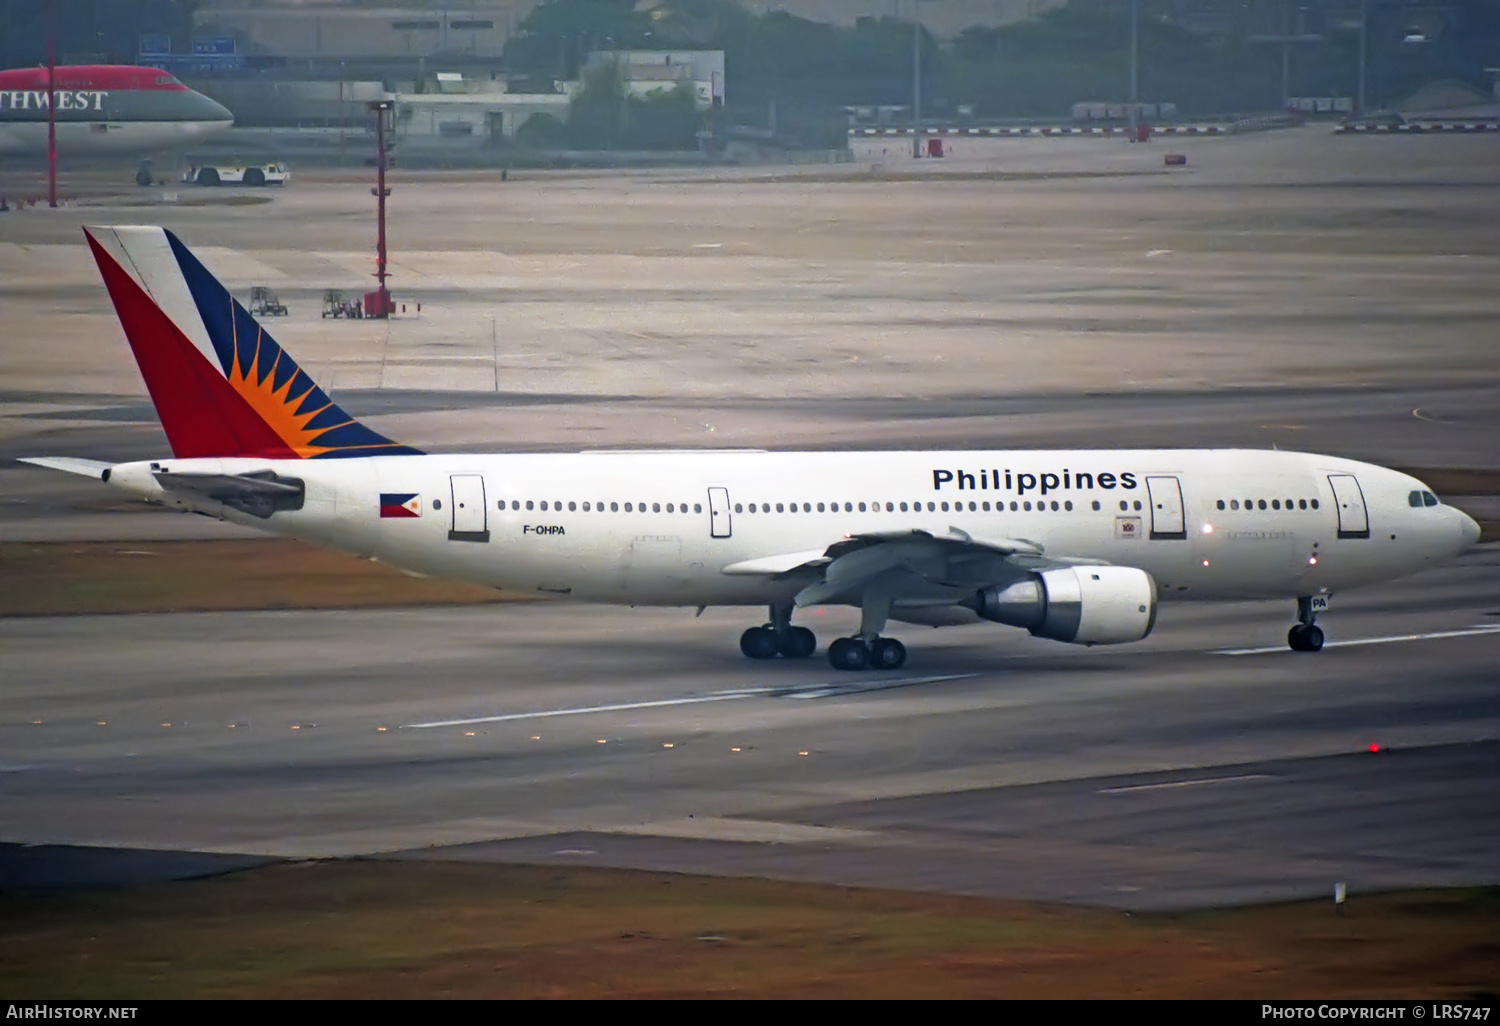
[708,486,732,539]
[1146,475,1186,540]
[449,474,489,542]
[1327,473,1370,539]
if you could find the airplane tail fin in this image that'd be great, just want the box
[83,225,422,460]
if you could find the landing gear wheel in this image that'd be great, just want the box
[868,637,907,669]
[778,626,816,659]
[828,637,868,671]
[1288,624,1325,652]
[740,626,778,660]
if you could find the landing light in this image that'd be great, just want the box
[1308,556,1318,565]
[1201,523,1214,534]
[1201,560,1210,567]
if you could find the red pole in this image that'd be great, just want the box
[376,105,387,296]
[46,0,57,208]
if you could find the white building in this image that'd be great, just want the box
[394,73,568,140]
[583,51,725,110]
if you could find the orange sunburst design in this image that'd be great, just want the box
[226,322,350,458]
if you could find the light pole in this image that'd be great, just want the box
[1130,0,1139,105]
[912,1,922,156]
[1356,0,1367,115]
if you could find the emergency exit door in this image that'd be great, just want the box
[1146,475,1187,540]
[449,474,489,542]
[708,487,732,539]
[1327,474,1370,539]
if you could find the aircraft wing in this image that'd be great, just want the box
[719,527,1080,609]
[153,469,305,520]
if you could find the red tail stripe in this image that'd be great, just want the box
[86,231,298,459]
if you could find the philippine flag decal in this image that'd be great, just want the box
[380,493,421,518]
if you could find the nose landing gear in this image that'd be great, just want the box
[1288,595,1326,652]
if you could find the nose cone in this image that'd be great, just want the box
[1457,510,1482,552]
[202,95,235,124]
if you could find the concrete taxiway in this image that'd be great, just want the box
[1,547,1495,908]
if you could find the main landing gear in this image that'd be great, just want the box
[827,636,906,671]
[1288,595,1326,652]
[737,603,908,670]
[740,604,816,660]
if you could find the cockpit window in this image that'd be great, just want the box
[1423,491,1439,507]
[1409,490,1423,508]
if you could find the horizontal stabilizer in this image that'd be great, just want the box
[17,456,111,479]
[154,469,305,520]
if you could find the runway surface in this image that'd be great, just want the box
[2,545,1495,909]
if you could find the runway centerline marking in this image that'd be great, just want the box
[1214,624,1500,656]
[403,673,979,729]
[1098,773,1272,794]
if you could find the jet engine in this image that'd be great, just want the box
[967,566,1157,645]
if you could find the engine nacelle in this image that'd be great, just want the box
[968,565,1157,645]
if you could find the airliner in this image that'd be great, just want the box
[0,65,232,157]
[20,226,1482,670]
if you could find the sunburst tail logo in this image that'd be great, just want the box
[166,233,423,460]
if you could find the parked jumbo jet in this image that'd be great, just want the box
[21,227,1481,669]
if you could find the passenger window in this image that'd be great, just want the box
[1298,499,1306,509]
[1271,500,1280,510]
[803,503,812,512]
[776,503,784,513]
[1023,501,1032,511]
[1258,500,1267,510]
[1284,498,1293,509]
[733,503,742,513]
[694,503,703,513]
[651,502,660,512]
[818,502,826,512]
[983,501,992,511]
[1010,501,1019,511]
[1311,499,1319,509]
[665,503,674,513]
[525,500,534,511]
[1217,500,1225,510]
[610,502,619,512]
[748,503,757,513]
[1230,500,1239,510]
[582,501,591,511]
[1133,500,1142,511]
[1064,500,1073,511]
[926,502,935,512]
[569,501,577,511]
[899,501,908,512]
[1091,500,1101,511]
[1119,501,1128,512]
[940,501,950,512]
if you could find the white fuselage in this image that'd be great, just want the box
[0,119,231,156]
[104,448,1476,618]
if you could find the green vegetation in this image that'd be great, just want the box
[504,0,1500,141]
[2,861,1497,998]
